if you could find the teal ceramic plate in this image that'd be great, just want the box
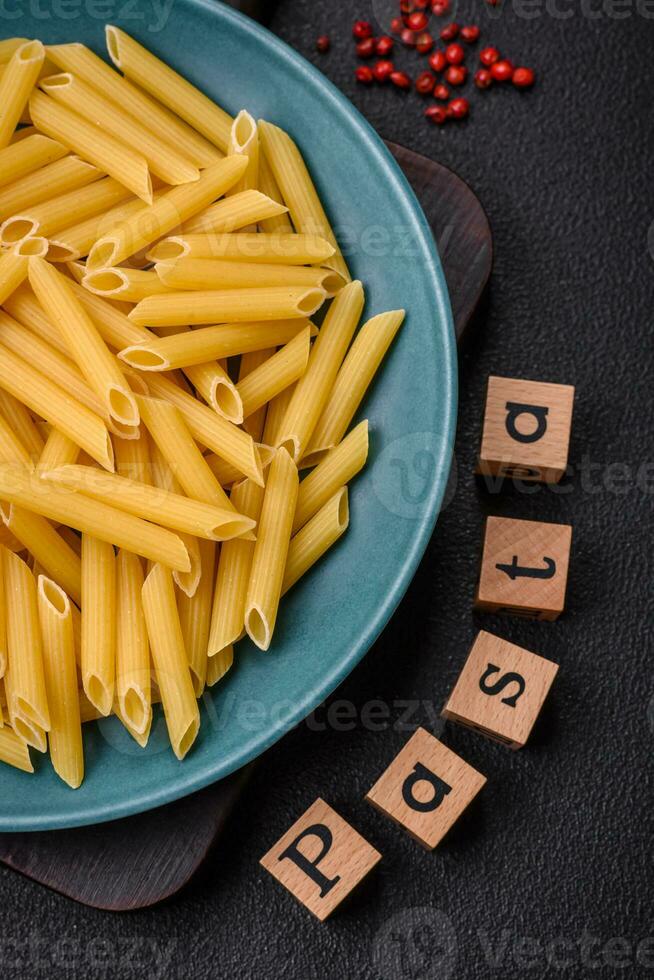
[0,1,457,830]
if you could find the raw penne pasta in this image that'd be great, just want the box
[0,154,98,220]
[237,329,311,421]
[1,503,82,605]
[258,120,350,282]
[0,41,45,148]
[129,285,325,328]
[47,196,153,263]
[0,548,5,678]
[4,283,71,354]
[120,318,312,370]
[0,725,33,773]
[141,562,200,761]
[147,232,334,264]
[244,448,298,651]
[106,26,232,153]
[307,310,405,457]
[38,428,80,471]
[156,258,344,295]
[238,347,273,442]
[3,548,50,750]
[81,534,116,716]
[0,341,114,469]
[86,155,247,269]
[47,43,221,168]
[282,487,349,595]
[184,357,242,422]
[206,644,233,687]
[262,384,296,448]
[209,478,265,657]
[42,465,256,542]
[115,549,151,736]
[28,257,140,428]
[204,443,275,489]
[83,267,175,303]
[29,90,152,202]
[68,279,149,349]
[0,467,191,572]
[276,280,364,462]
[37,575,83,788]
[0,408,33,471]
[0,387,44,458]
[0,237,47,304]
[293,420,369,533]
[8,125,38,143]
[40,73,199,186]
[0,133,67,188]
[227,110,259,200]
[180,189,288,236]
[178,538,215,696]
[0,38,29,64]
[257,149,294,235]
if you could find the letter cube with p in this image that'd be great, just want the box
[442,630,559,749]
[260,798,381,920]
[477,375,575,483]
[365,729,486,850]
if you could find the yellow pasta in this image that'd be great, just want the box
[257,149,294,235]
[293,420,369,533]
[1,503,82,605]
[178,538,215,696]
[47,43,222,168]
[244,448,299,651]
[129,285,325,328]
[0,133,67,188]
[258,120,350,282]
[156,257,344,295]
[0,154,98,221]
[206,644,233,687]
[42,465,256,542]
[83,267,174,303]
[80,534,116,717]
[86,155,247,270]
[47,195,153,263]
[183,356,242,422]
[282,487,349,595]
[0,387,44,458]
[307,310,405,457]
[37,575,83,788]
[0,408,33,471]
[28,257,140,429]
[276,280,364,462]
[0,237,47,304]
[180,189,288,236]
[237,328,311,421]
[0,548,5,678]
[141,562,200,761]
[106,26,232,153]
[0,38,30,64]
[209,478,265,657]
[0,725,33,773]
[0,41,45,149]
[238,347,273,442]
[148,232,334,265]
[68,279,149,349]
[205,443,275,489]
[262,384,295,449]
[115,548,151,737]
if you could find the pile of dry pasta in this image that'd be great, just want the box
[0,28,404,787]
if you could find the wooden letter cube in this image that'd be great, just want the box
[476,515,572,620]
[478,375,575,483]
[442,630,559,748]
[259,798,381,920]
[365,728,486,850]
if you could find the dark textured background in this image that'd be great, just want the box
[3,1,654,977]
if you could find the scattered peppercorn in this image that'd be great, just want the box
[405,10,429,31]
[460,25,480,43]
[356,38,376,59]
[355,65,374,84]
[316,35,330,54]
[353,20,373,40]
[390,69,413,89]
[512,66,535,88]
[390,16,404,34]
[415,70,436,94]
[490,59,513,81]
[474,68,492,88]
[373,59,396,82]
[448,96,469,118]
[425,104,448,123]
[416,32,435,53]
[375,35,395,56]
[445,42,465,64]
[439,23,459,42]
[445,64,467,85]
[433,82,450,100]
[401,28,417,46]
[428,49,447,72]
[431,0,450,14]
[479,46,500,66]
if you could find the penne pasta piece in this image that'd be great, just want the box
[262,384,296,449]
[237,329,311,421]
[293,420,369,533]
[83,267,175,303]
[238,347,273,442]
[3,548,50,750]
[42,465,256,542]
[86,155,247,269]
[0,502,82,605]
[148,231,333,264]
[276,280,364,463]
[0,133,67,188]
[0,341,114,469]
[8,125,38,143]
[0,175,132,246]
[115,549,151,737]
[258,120,350,282]
[113,424,151,483]
[0,549,5,678]
[0,237,46,304]
[0,38,30,63]
[257,149,294,235]
[40,73,200,186]
[184,357,242,422]
[282,487,349,595]
[81,534,116,717]
[28,257,140,429]
[180,189,288,236]
[137,395,232,511]
[0,387,44,459]
[244,448,298,651]
[226,111,258,231]
[206,644,233,687]
[155,257,344,295]
[0,467,191,572]
[141,562,200,761]
[307,310,405,457]
[38,428,80,472]
[0,41,45,148]
[106,26,232,153]
[205,443,274,489]
[0,154,98,221]
[120,318,312,370]
[209,478,265,657]
[67,279,149,349]
[47,195,154,263]
[0,725,33,772]
[0,408,34,471]
[178,538,216,696]
[47,43,222,168]
[128,285,325,328]
[37,575,83,788]
[4,283,70,354]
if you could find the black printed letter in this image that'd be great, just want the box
[505,402,549,444]
[278,824,341,897]
[401,762,452,812]
[479,663,526,707]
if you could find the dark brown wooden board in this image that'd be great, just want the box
[0,143,492,911]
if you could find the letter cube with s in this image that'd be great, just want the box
[365,729,486,850]
[477,376,575,483]
[260,798,381,920]
[442,630,559,749]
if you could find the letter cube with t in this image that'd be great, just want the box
[442,630,559,748]
[260,798,381,920]
[476,516,572,620]
[365,728,486,850]
[477,375,575,483]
